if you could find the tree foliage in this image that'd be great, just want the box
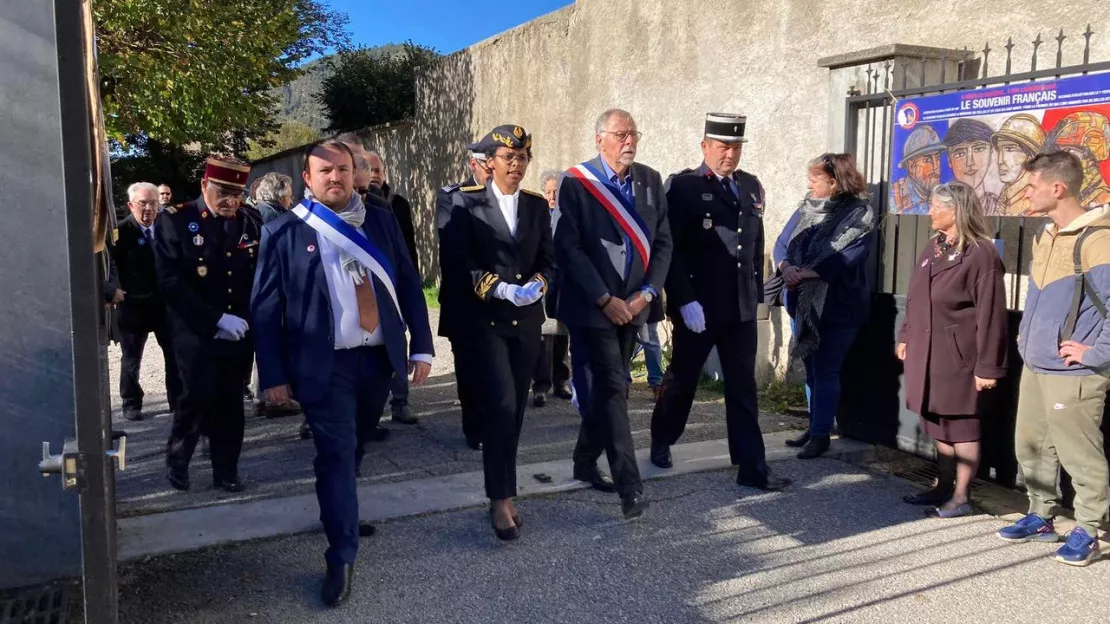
[108,136,208,210]
[94,0,349,147]
[318,42,440,133]
[245,121,321,161]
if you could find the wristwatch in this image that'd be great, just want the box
[640,288,655,303]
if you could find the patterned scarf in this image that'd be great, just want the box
[305,189,370,285]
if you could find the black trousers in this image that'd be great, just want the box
[570,324,642,497]
[166,335,253,481]
[302,346,391,567]
[651,320,769,480]
[448,336,483,441]
[119,322,182,412]
[473,326,542,499]
[532,334,570,394]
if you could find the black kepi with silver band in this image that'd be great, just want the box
[704,112,747,143]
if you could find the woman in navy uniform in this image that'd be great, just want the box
[650,114,791,491]
[440,125,554,540]
[153,157,261,492]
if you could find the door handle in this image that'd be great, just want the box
[105,434,126,471]
[38,434,126,490]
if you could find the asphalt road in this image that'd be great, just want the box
[109,309,804,517]
[115,458,1108,624]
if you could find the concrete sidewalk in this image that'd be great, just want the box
[116,457,1109,624]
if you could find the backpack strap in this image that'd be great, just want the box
[1061,226,1109,341]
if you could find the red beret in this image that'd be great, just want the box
[203,157,250,189]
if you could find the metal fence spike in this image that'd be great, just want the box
[982,42,991,79]
[1004,37,1014,75]
[1083,23,1094,65]
[1031,32,1043,72]
[1056,29,1066,68]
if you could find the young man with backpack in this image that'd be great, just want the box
[997,151,1110,566]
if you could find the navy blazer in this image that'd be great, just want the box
[250,202,434,405]
[553,156,673,328]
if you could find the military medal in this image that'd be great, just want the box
[137,237,146,246]
[702,213,712,229]
[307,244,316,253]
[188,222,199,232]
[197,265,208,277]
[193,234,204,246]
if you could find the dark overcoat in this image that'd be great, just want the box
[898,237,1009,416]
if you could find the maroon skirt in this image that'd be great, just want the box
[920,412,980,444]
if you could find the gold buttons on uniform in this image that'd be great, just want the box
[227,305,233,310]
[226,252,231,258]
[227,288,232,293]
[512,320,518,326]
[227,271,232,276]
[490,321,495,326]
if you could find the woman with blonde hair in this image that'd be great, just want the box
[897,181,1008,517]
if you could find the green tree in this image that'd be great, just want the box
[95,0,349,147]
[245,121,322,161]
[318,42,440,133]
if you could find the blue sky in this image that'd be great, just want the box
[328,0,572,54]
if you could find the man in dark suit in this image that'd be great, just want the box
[251,140,433,607]
[531,169,573,407]
[111,181,182,421]
[650,113,791,492]
[437,149,492,450]
[554,109,673,519]
[152,157,260,494]
[440,125,554,540]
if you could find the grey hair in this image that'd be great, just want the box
[335,132,364,149]
[595,109,634,135]
[931,181,993,253]
[127,182,158,202]
[539,169,559,187]
[353,153,370,172]
[366,150,384,166]
[254,172,293,203]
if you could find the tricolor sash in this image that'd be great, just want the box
[567,162,651,269]
[293,198,400,316]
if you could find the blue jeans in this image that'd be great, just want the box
[794,320,860,437]
[630,323,664,386]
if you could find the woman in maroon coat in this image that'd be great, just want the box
[896,181,1008,518]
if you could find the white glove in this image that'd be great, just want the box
[216,313,249,340]
[679,301,707,333]
[214,328,239,341]
[514,280,544,306]
[493,282,522,303]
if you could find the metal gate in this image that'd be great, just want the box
[836,26,1110,486]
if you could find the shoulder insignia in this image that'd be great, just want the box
[460,184,485,192]
[521,188,544,199]
[164,204,179,214]
[440,183,461,193]
[111,228,119,244]
[673,168,696,177]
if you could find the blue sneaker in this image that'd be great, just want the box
[1055,528,1102,566]
[996,513,1059,542]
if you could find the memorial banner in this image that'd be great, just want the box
[890,72,1110,215]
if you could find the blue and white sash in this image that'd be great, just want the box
[567,162,651,269]
[293,198,400,316]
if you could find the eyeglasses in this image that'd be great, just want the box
[493,153,531,165]
[602,130,643,143]
[131,200,158,207]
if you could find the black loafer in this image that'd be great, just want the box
[797,435,831,459]
[737,470,792,491]
[358,521,376,537]
[465,436,482,451]
[650,441,673,469]
[166,466,190,491]
[123,408,144,422]
[621,494,649,519]
[785,431,810,448]
[903,489,953,506]
[573,466,617,493]
[213,477,245,493]
[532,393,547,408]
[553,384,573,400]
[321,563,353,607]
[299,421,313,440]
[391,403,419,425]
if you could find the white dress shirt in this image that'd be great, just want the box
[316,230,434,364]
[490,182,519,236]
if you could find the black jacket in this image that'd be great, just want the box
[440,183,555,335]
[152,198,261,340]
[371,183,419,276]
[436,178,471,338]
[664,163,766,325]
[553,156,673,328]
[110,214,166,331]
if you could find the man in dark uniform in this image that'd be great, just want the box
[554,109,673,519]
[441,125,554,539]
[650,113,791,491]
[112,182,182,421]
[153,157,260,493]
[437,148,492,450]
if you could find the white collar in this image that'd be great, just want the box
[490,182,520,202]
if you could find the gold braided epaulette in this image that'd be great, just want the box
[475,272,500,300]
[460,184,485,192]
[522,188,544,199]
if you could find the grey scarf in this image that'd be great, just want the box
[786,194,876,362]
[305,189,370,285]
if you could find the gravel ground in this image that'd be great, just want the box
[109,308,805,517]
[114,458,1109,624]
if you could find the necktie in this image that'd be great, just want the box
[720,177,739,203]
[143,227,152,240]
[354,277,379,333]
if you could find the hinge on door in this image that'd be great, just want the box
[38,434,125,492]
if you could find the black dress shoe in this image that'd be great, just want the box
[532,392,547,408]
[123,408,144,422]
[737,469,792,491]
[650,441,673,469]
[572,466,617,493]
[621,494,649,519]
[166,466,190,491]
[797,435,831,459]
[321,563,354,607]
[391,403,419,424]
[299,421,313,440]
[903,488,953,506]
[358,521,376,537]
[553,383,573,400]
[465,436,482,451]
[368,426,390,442]
[785,431,810,448]
[213,477,245,493]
